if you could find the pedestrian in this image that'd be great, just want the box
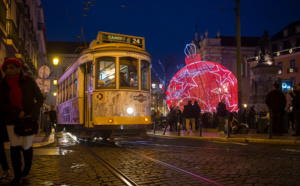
[265,83,287,135]
[249,105,256,132]
[167,105,176,131]
[289,84,300,136]
[183,100,195,133]
[217,99,227,134]
[287,104,295,131]
[193,101,201,130]
[48,106,57,132]
[0,58,44,185]
[0,66,10,180]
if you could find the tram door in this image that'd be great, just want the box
[84,62,93,128]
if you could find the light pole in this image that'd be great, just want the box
[52,57,59,106]
[243,104,248,124]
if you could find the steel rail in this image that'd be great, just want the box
[67,133,138,186]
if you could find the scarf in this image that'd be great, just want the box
[6,73,23,109]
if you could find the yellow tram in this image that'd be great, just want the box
[56,31,151,141]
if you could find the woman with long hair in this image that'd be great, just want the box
[0,58,43,185]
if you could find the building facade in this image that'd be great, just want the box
[0,0,46,76]
[247,21,300,106]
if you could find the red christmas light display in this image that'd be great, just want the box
[166,44,238,112]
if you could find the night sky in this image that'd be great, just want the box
[43,0,300,65]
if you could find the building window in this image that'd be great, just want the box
[290,59,296,70]
[277,61,282,71]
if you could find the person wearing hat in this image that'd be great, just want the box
[0,58,44,185]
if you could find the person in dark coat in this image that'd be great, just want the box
[0,67,9,179]
[265,83,287,135]
[167,105,176,131]
[249,105,256,131]
[183,100,195,133]
[217,99,227,134]
[193,101,201,130]
[48,106,57,132]
[0,58,44,185]
[289,84,300,136]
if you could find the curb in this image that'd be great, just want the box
[148,133,300,145]
[33,132,55,148]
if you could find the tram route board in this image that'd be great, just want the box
[99,32,145,50]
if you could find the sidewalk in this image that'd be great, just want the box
[4,130,55,150]
[147,128,300,145]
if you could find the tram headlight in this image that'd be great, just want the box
[126,107,134,115]
[108,119,113,123]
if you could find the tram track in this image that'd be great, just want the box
[68,133,223,185]
[67,133,138,186]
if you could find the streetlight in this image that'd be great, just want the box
[53,92,57,96]
[53,58,59,65]
[53,79,57,85]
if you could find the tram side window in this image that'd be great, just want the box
[63,81,65,102]
[119,57,138,88]
[141,60,150,90]
[96,57,116,88]
[73,70,78,98]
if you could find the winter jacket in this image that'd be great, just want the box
[193,102,201,118]
[0,75,44,125]
[183,102,194,118]
[265,89,286,112]
[217,102,227,117]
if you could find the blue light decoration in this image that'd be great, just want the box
[281,79,292,92]
[165,44,238,112]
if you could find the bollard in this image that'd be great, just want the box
[177,121,180,136]
[269,109,272,139]
[199,122,202,137]
[153,121,156,134]
[227,120,230,139]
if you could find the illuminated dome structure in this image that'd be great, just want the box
[166,44,238,112]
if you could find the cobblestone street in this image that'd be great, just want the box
[1,132,300,185]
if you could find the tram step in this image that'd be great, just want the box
[109,131,149,142]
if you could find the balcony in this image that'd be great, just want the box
[287,68,298,73]
[0,0,7,36]
[5,19,19,52]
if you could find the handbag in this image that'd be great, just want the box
[14,117,38,136]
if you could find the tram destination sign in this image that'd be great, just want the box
[100,32,144,49]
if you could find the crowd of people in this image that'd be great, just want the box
[151,83,300,137]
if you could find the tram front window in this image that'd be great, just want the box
[96,57,116,88]
[119,57,138,88]
[141,60,150,90]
